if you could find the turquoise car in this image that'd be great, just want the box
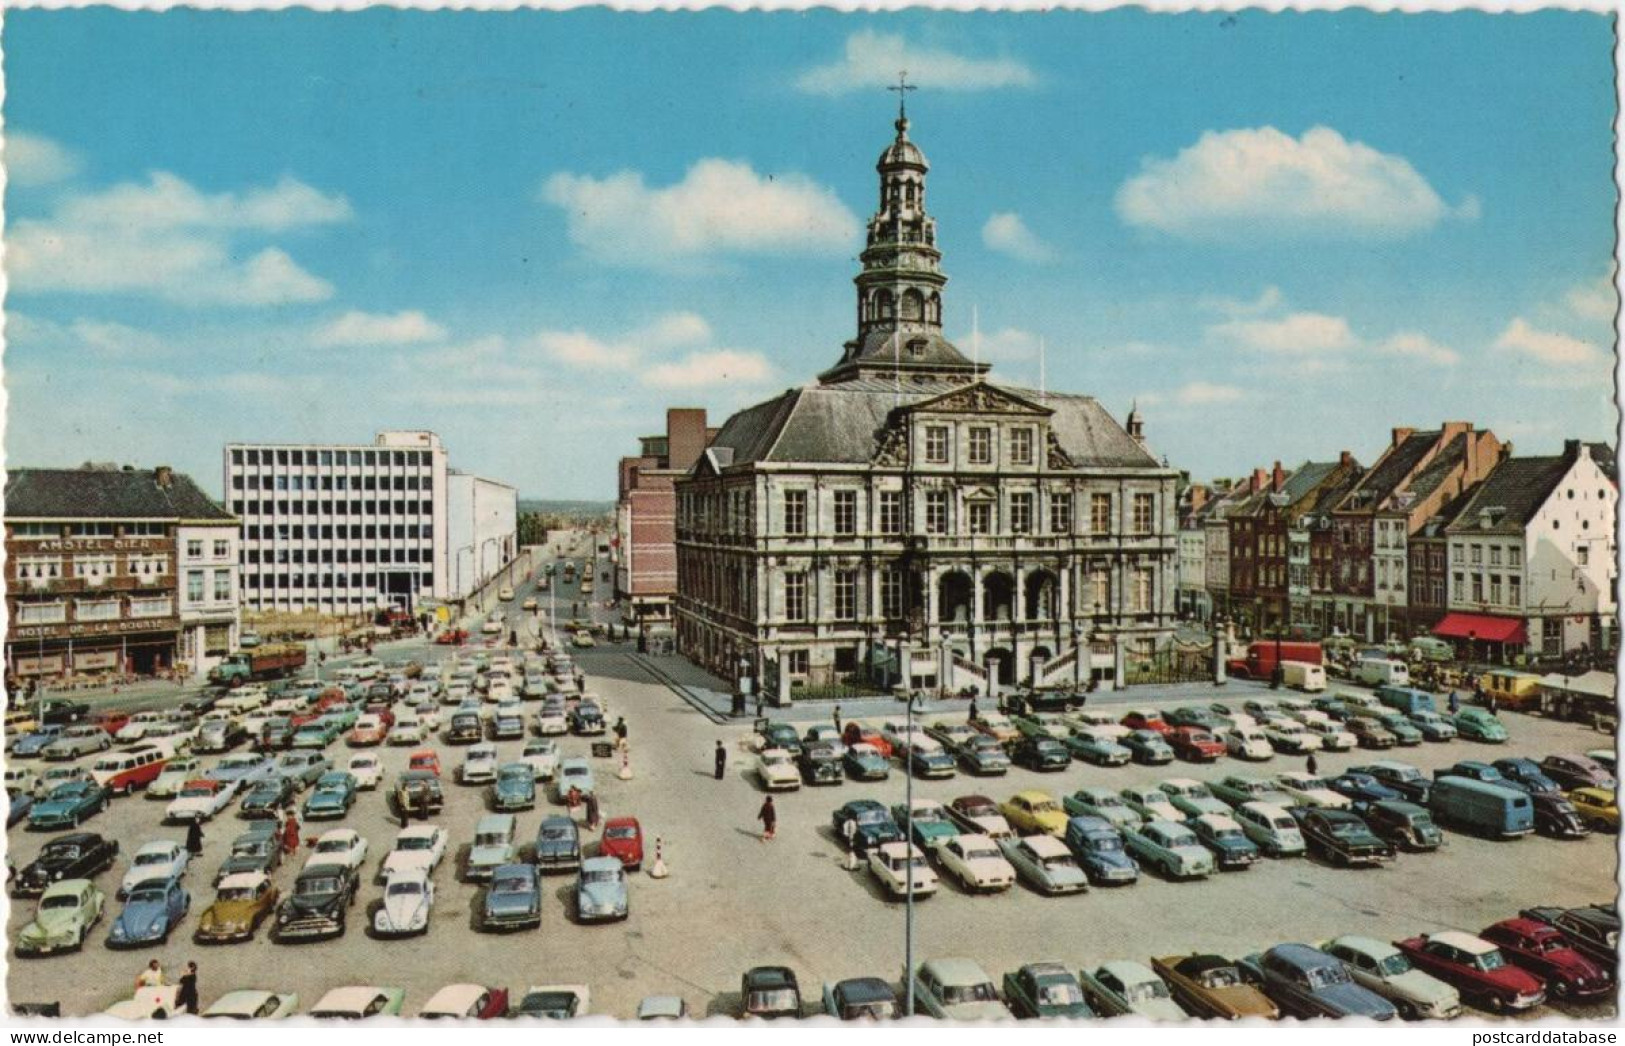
[491,763,537,811]
[1064,729,1132,767]
[1121,820,1215,880]
[16,879,104,956]
[1452,708,1509,743]
[1062,787,1141,830]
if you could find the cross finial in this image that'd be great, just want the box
[887,70,917,121]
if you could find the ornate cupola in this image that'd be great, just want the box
[820,82,989,387]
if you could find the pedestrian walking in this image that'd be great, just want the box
[968,697,980,723]
[135,960,165,990]
[175,963,199,1015]
[1447,690,1460,714]
[833,704,843,735]
[1306,752,1319,776]
[755,692,765,717]
[613,717,628,752]
[714,740,727,780]
[585,791,600,831]
[280,811,301,855]
[1487,694,1498,715]
[184,819,204,857]
[566,785,582,820]
[757,796,777,842]
[576,674,586,696]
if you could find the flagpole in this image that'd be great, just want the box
[1040,336,1048,404]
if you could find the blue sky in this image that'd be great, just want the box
[6,9,1617,499]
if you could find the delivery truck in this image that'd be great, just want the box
[207,643,307,688]
[1226,641,1324,681]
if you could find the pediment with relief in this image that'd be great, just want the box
[910,382,1051,417]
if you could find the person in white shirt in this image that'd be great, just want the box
[134,959,165,989]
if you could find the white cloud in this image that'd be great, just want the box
[795,31,1036,96]
[1565,273,1618,323]
[314,310,446,348]
[981,212,1054,263]
[1116,126,1469,240]
[636,311,712,347]
[9,171,348,306]
[1172,381,1247,406]
[1198,285,1284,317]
[1210,311,1359,355]
[1374,331,1461,365]
[953,325,1039,363]
[1494,317,1606,367]
[541,159,857,268]
[8,312,171,360]
[534,329,640,372]
[7,132,80,186]
[645,349,775,389]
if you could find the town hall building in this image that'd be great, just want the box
[673,107,1179,696]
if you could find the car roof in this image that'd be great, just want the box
[207,990,277,1013]
[1194,814,1241,831]
[603,816,639,830]
[315,986,394,1010]
[134,839,178,854]
[1430,931,1496,954]
[421,984,490,1014]
[922,957,993,985]
[217,871,270,890]
[1492,917,1555,937]
[581,855,622,872]
[1098,959,1158,983]
[1012,789,1054,802]
[397,825,440,840]
[1020,834,1071,857]
[1328,935,1395,958]
[1270,943,1336,968]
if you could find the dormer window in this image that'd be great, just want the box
[907,338,927,358]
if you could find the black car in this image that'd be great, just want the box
[1005,691,1079,715]
[446,713,483,745]
[1011,736,1072,772]
[271,865,356,942]
[797,744,844,786]
[741,966,802,1019]
[214,828,283,885]
[568,703,605,736]
[239,775,297,818]
[392,771,445,817]
[1359,800,1444,852]
[1493,758,1561,796]
[36,699,90,727]
[1349,763,1432,805]
[1529,791,1591,839]
[178,692,223,717]
[1289,807,1395,867]
[1520,905,1620,969]
[11,832,119,898]
[256,718,297,753]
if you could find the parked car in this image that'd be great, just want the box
[374,869,435,937]
[1431,777,1537,838]
[195,871,279,943]
[598,817,644,870]
[1122,820,1215,879]
[1062,816,1139,885]
[513,984,589,1019]
[1540,754,1617,792]
[997,834,1088,895]
[1319,935,1462,1020]
[1159,779,1229,820]
[867,841,938,900]
[1567,787,1618,831]
[1479,917,1612,1000]
[740,966,802,1019]
[418,984,509,1019]
[380,825,448,880]
[909,957,1009,1019]
[44,725,114,761]
[201,989,299,1019]
[999,791,1068,836]
[1062,786,1141,830]
[308,986,405,1019]
[1120,785,1185,824]
[302,771,359,820]
[1002,962,1094,1019]
[1346,717,1397,750]
[1232,801,1307,858]
[1394,931,1546,1013]
[890,799,959,851]
[1237,943,1397,1019]
[1123,729,1175,765]
[106,876,191,949]
[955,734,1012,775]
[481,862,542,931]
[15,878,104,956]
[1351,761,1433,804]
[1168,726,1226,763]
[118,840,189,900]
[1361,800,1445,852]
[1077,960,1185,1019]
[1151,954,1279,1019]
[1187,813,1261,871]
[1262,720,1321,755]
[832,799,903,854]
[1371,712,1424,746]
[31,780,113,830]
[239,776,297,819]
[1210,774,1293,810]
[843,743,892,781]
[271,865,356,942]
[276,751,333,791]
[1451,708,1509,744]
[820,977,898,1020]
[534,815,583,873]
[214,827,283,884]
[490,763,537,812]
[1519,905,1620,970]
[1275,772,1352,810]
[798,743,844,786]
[945,795,1014,839]
[1326,772,1404,810]
[1224,726,1275,762]
[1409,710,1459,741]
[1064,727,1132,767]
[1291,807,1394,867]
[12,832,120,898]
[933,833,1016,892]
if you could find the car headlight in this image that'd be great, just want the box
[148,918,166,933]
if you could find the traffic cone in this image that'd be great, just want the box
[649,837,669,879]
[617,749,633,780]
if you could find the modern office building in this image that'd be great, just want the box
[223,430,515,615]
[5,464,239,683]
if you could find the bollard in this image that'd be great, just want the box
[617,749,633,781]
[649,837,669,879]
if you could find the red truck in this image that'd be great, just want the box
[1226,641,1323,681]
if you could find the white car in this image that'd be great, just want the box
[460,744,500,785]
[1120,785,1185,824]
[1302,719,1356,752]
[347,753,384,790]
[1224,727,1275,761]
[407,683,438,704]
[266,697,308,717]
[932,833,1016,893]
[755,749,801,791]
[166,779,238,823]
[868,841,938,899]
[533,706,568,736]
[1263,720,1322,755]
[147,757,203,799]
[115,711,170,744]
[944,799,1015,840]
[389,717,427,746]
[201,990,299,1019]
[419,984,505,1019]
[305,828,369,876]
[1062,709,1130,738]
[119,840,190,899]
[519,740,561,781]
[1275,772,1353,810]
[444,683,473,706]
[380,825,448,880]
[878,720,935,756]
[373,869,435,937]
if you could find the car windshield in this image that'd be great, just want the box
[128,886,167,904]
[135,851,170,865]
[1124,980,1171,1002]
[1200,968,1241,989]
[541,826,573,842]
[40,894,79,910]
[582,868,620,884]
[386,881,423,896]
[493,874,531,893]
[1307,965,1352,989]
[1377,953,1413,977]
[316,840,349,853]
[218,885,258,901]
[747,990,798,1011]
[1040,855,1076,870]
[1328,820,1368,839]
[605,826,636,839]
[941,982,998,1004]
[1038,982,1085,1006]
[1095,794,1124,807]
[1090,836,1122,853]
[399,836,435,851]
[180,785,214,798]
[1473,952,1507,972]
[854,808,887,825]
[1031,800,1061,814]
[475,832,509,847]
[1214,828,1244,843]
[1272,818,1298,831]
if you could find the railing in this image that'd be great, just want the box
[129,597,174,619]
[952,656,988,681]
[1038,647,1078,684]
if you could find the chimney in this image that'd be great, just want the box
[1391,427,1415,447]
[1500,441,1515,463]
[1339,450,1354,467]
[1127,405,1146,446]
[1440,420,1471,441]
[1563,439,1583,464]
[1251,467,1267,494]
[154,465,173,489]
[1271,460,1286,492]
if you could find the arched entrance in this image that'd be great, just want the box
[985,647,1015,686]
[1025,569,1059,621]
[982,571,1014,623]
[939,571,973,624]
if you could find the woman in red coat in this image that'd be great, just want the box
[281,811,301,855]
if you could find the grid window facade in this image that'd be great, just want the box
[833,490,858,536]
[882,568,904,619]
[1010,493,1033,534]
[1091,493,1113,534]
[924,426,950,464]
[1049,493,1072,535]
[784,571,809,622]
[968,427,993,465]
[1132,493,1155,534]
[1010,428,1034,466]
[925,492,949,535]
[879,491,903,534]
[783,490,808,536]
[833,570,858,620]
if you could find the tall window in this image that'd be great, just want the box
[879,491,903,534]
[213,570,232,602]
[783,490,808,536]
[924,426,949,464]
[1010,493,1034,534]
[1088,566,1111,611]
[1453,544,1464,564]
[187,570,205,602]
[784,572,808,621]
[1049,493,1072,535]
[969,502,993,535]
[968,427,993,465]
[1489,546,1502,566]
[1132,567,1153,613]
[833,490,857,536]
[1010,428,1034,466]
[1488,575,1502,604]
[1090,493,1113,534]
[882,568,904,619]
[1509,575,1522,606]
[784,650,810,676]
[1470,544,1482,565]
[1132,493,1155,534]
[833,570,858,620]
[925,492,949,535]
[186,540,204,558]
[1472,574,1484,602]
[1509,546,1523,568]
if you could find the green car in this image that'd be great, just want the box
[1002,962,1095,1018]
[16,879,104,956]
[1452,708,1509,743]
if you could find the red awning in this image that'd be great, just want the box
[1432,612,1527,645]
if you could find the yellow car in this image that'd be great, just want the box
[1567,787,1619,831]
[572,631,596,649]
[999,790,1069,837]
[193,872,279,944]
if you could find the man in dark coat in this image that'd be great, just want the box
[714,740,727,780]
[1306,752,1320,777]
[174,962,199,1015]
[184,820,204,857]
[757,796,777,841]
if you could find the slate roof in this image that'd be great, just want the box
[818,331,989,384]
[1589,443,1617,483]
[5,467,233,521]
[703,382,1160,470]
[1443,455,1573,536]
[1336,430,1440,512]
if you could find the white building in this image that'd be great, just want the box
[176,521,241,679]
[1440,441,1617,660]
[445,471,519,598]
[223,430,514,615]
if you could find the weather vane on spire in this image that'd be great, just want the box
[888,70,916,122]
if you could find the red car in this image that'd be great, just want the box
[363,703,397,728]
[1395,931,1547,1013]
[841,723,893,760]
[89,710,131,737]
[408,749,443,777]
[1120,711,1173,737]
[1168,726,1225,762]
[598,816,645,871]
[422,984,509,1019]
[435,629,469,646]
[1479,918,1612,1000]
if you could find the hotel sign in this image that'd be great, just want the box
[10,618,179,641]
[28,538,167,553]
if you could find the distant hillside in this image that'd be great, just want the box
[519,499,614,518]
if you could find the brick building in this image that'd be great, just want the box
[615,409,712,626]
